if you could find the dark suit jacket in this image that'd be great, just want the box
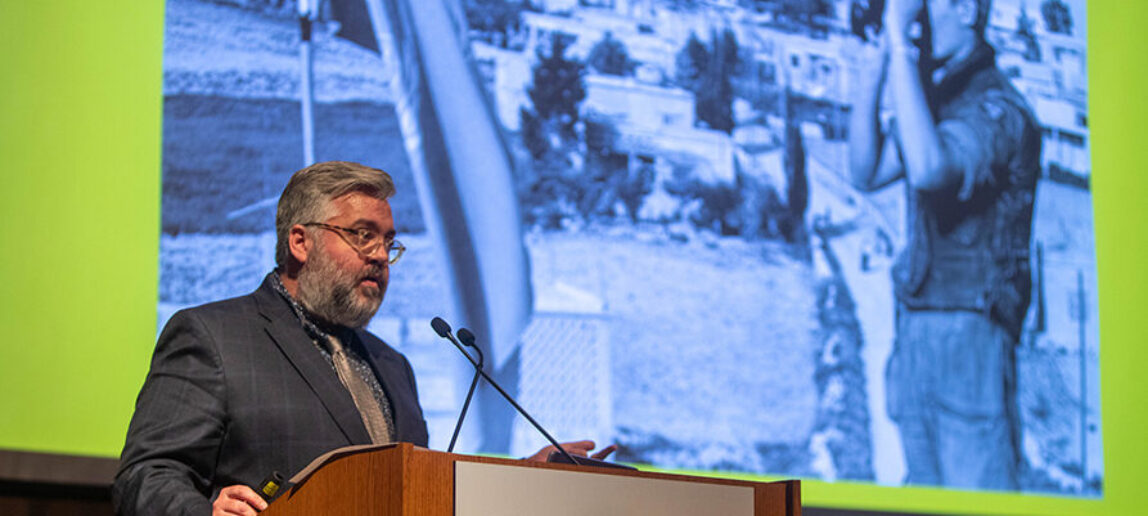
[113,275,428,516]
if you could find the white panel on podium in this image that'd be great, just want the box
[456,462,754,516]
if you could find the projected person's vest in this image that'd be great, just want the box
[893,44,1042,339]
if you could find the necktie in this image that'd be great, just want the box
[326,334,392,444]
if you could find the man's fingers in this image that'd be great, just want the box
[526,441,617,462]
[560,440,618,460]
[228,486,269,511]
[216,498,258,516]
[214,484,268,515]
[591,444,618,461]
[561,440,596,457]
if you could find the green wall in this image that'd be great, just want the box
[0,2,163,456]
[0,1,1142,514]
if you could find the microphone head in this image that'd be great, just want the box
[430,317,452,338]
[457,328,476,347]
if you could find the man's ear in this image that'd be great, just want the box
[288,224,311,265]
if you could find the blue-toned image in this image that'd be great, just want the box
[159,0,1098,495]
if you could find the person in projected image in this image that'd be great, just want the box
[848,0,1041,489]
[114,161,615,516]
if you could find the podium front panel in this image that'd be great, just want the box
[456,461,755,516]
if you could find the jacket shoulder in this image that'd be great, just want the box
[159,287,279,349]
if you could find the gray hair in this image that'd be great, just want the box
[275,161,395,267]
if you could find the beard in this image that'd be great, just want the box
[296,239,386,329]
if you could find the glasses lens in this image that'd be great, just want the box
[388,241,405,265]
[353,228,377,248]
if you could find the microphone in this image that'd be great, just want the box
[430,316,452,339]
[429,317,579,464]
[457,328,477,348]
[447,326,483,453]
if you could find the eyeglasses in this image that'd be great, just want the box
[303,222,406,264]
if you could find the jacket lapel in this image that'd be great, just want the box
[252,277,372,445]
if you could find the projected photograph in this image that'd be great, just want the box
[158,0,1099,496]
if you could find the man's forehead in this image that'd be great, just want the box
[327,191,393,221]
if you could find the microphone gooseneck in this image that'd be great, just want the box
[447,326,483,454]
[457,328,483,366]
[430,317,579,464]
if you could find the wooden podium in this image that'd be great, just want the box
[263,443,800,516]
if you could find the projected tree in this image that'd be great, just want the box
[522,33,585,158]
[588,31,632,76]
[674,32,710,90]
[519,33,590,226]
[1041,0,1074,35]
[675,30,739,134]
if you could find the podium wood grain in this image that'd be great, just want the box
[262,443,799,516]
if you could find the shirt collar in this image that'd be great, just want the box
[931,41,996,103]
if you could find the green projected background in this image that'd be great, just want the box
[0,1,1142,514]
[0,3,163,457]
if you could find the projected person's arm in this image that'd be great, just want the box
[847,30,904,192]
[883,0,965,193]
[113,311,229,516]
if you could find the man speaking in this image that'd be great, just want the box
[114,161,610,515]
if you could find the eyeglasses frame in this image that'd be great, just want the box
[302,222,405,264]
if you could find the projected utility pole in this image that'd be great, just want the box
[1075,269,1088,486]
[298,0,319,166]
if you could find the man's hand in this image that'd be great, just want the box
[525,440,618,463]
[212,485,268,516]
[884,0,924,44]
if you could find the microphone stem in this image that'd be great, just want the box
[448,367,481,453]
[444,336,580,465]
